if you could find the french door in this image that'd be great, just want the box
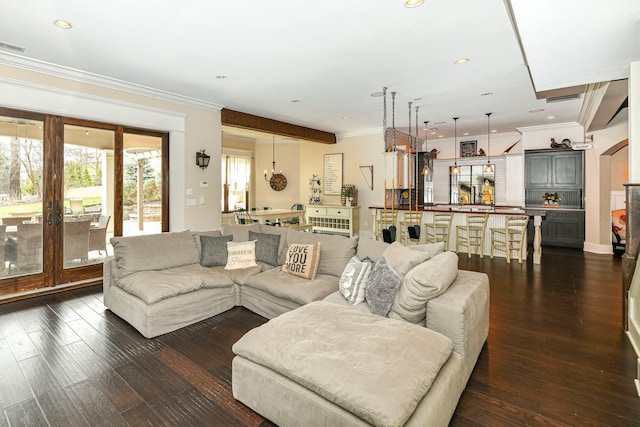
[0,107,168,299]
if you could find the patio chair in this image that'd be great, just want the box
[64,220,90,263]
[89,215,111,255]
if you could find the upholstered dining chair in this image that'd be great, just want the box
[490,215,530,263]
[424,212,454,251]
[456,213,489,258]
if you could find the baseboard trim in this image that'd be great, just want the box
[583,242,613,254]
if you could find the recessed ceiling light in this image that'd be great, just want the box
[404,0,424,8]
[290,99,301,103]
[434,121,446,125]
[481,92,493,96]
[413,97,422,101]
[491,129,497,133]
[454,58,470,64]
[371,91,384,97]
[529,108,544,113]
[463,132,469,136]
[438,135,444,138]
[547,115,556,119]
[343,116,350,120]
[215,75,227,80]
[54,20,72,29]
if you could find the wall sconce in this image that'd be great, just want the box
[196,149,210,169]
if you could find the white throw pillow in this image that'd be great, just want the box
[382,241,430,277]
[225,240,258,270]
[339,256,374,304]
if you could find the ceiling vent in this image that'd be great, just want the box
[0,41,26,53]
[546,93,581,103]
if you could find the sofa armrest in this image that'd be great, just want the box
[426,270,489,378]
[103,256,117,308]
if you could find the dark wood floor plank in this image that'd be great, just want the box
[121,402,170,427]
[28,328,88,387]
[155,346,264,426]
[0,339,34,409]
[0,312,39,361]
[65,340,143,412]
[3,398,48,427]
[66,318,134,368]
[65,379,129,427]
[34,384,90,427]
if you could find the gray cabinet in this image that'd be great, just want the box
[525,149,582,189]
[527,209,585,249]
[524,149,584,209]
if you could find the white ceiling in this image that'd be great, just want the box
[0,0,638,141]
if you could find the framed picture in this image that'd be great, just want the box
[323,153,343,195]
[460,140,477,157]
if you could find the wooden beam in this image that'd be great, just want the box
[221,108,336,144]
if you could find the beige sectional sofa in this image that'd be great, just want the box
[102,223,489,427]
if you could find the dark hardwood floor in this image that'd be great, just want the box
[0,246,638,426]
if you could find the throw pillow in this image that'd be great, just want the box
[200,234,232,267]
[365,256,402,317]
[390,251,459,324]
[382,241,430,277]
[249,231,281,266]
[225,240,258,270]
[339,256,374,304]
[281,242,321,280]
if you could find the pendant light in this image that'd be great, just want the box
[484,112,494,173]
[422,120,431,175]
[451,117,460,175]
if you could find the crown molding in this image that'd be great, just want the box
[0,52,224,112]
[516,121,582,133]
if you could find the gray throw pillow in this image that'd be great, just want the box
[200,234,232,267]
[249,231,281,266]
[365,256,402,317]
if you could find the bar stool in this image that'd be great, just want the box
[375,211,397,241]
[490,215,530,263]
[456,213,489,258]
[424,212,454,251]
[400,211,423,245]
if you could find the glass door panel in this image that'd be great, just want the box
[62,124,114,268]
[0,114,44,279]
[123,132,163,236]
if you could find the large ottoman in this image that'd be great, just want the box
[232,301,466,427]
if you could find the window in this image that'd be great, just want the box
[222,154,251,212]
[450,164,495,205]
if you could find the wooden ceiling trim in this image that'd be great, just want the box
[221,108,336,144]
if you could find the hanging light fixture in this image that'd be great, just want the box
[264,135,287,191]
[451,117,460,175]
[422,120,431,175]
[484,112,494,173]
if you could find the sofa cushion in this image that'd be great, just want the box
[382,241,430,277]
[200,234,232,267]
[365,256,402,317]
[192,229,222,252]
[338,256,373,305]
[225,240,258,270]
[410,242,445,259]
[244,268,339,306]
[249,231,281,266]
[281,242,321,280]
[116,264,233,305]
[111,230,200,279]
[222,223,261,242]
[285,230,358,277]
[355,237,389,262]
[390,251,459,324]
